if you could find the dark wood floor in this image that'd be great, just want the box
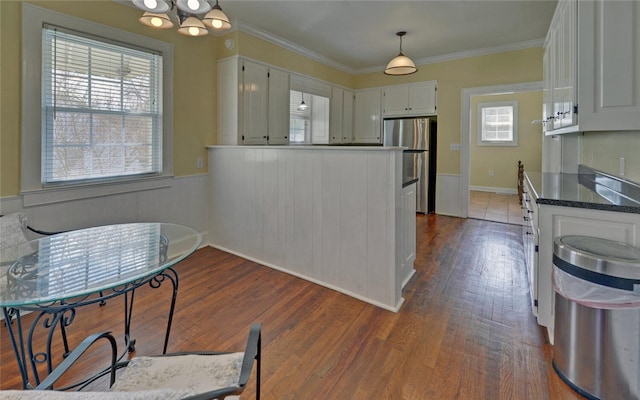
[1,215,581,399]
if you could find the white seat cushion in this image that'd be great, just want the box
[0,388,194,400]
[111,352,244,400]
[0,213,29,249]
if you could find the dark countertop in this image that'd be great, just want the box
[525,166,640,214]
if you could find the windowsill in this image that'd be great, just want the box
[21,175,173,207]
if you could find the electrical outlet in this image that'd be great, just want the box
[489,170,494,177]
[620,157,625,176]
[450,143,462,151]
[196,158,203,169]
[588,152,594,165]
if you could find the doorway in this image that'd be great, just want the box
[460,81,543,219]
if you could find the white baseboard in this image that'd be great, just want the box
[470,185,518,195]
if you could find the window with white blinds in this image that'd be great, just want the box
[478,100,518,146]
[41,25,163,184]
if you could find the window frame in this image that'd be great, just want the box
[477,100,518,147]
[21,4,174,206]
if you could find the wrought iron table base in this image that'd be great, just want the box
[2,267,179,390]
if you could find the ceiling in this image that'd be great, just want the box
[218,0,558,74]
[121,0,558,74]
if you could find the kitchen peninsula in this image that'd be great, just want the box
[207,145,416,311]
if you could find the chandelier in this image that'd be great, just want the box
[133,0,231,37]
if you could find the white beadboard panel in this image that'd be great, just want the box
[435,173,462,217]
[261,149,283,267]
[339,152,368,296]
[321,152,343,287]
[208,146,413,311]
[292,150,315,278]
[311,152,324,281]
[0,174,209,238]
[366,151,391,305]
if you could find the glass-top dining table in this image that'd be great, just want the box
[0,223,202,390]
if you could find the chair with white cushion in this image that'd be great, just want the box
[0,324,262,400]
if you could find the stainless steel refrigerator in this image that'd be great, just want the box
[383,117,437,214]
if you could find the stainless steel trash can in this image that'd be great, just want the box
[552,235,640,400]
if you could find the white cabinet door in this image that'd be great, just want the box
[383,82,437,117]
[544,0,640,134]
[536,205,640,343]
[242,61,269,145]
[408,82,437,115]
[268,68,290,145]
[330,87,344,144]
[577,0,640,131]
[559,0,576,128]
[383,86,409,116]
[354,88,382,144]
[342,89,354,143]
[331,88,355,144]
[217,58,240,145]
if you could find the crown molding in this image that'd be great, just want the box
[357,38,544,75]
[237,21,357,75]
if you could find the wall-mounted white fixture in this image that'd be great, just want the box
[384,31,417,76]
[133,0,231,36]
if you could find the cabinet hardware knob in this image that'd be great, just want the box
[526,231,533,235]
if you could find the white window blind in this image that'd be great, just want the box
[41,25,163,184]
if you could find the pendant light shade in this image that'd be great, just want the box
[176,0,212,14]
[139,12,174,29]
[385,31,418,76]
[297,93,308,111]
[203,2,232,31]
[178,15,209,36]
[132,0,172,13]
[133,0,232,36]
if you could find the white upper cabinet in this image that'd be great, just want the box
[343,89,354,143]
[242,61,269,145]
[217,57,290,145]
[330,87,354,144]
[354,88,382,144]
[544,0,640,134]
[267,68,290,145]
[577,0,640,131]
[382,81,437,117]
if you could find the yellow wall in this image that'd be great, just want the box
[470,91,543,189]
[216,30,354,88]
[356,48,543,176]
[0,0,217,197]
[0,0,543,198]
[580,130,640,184]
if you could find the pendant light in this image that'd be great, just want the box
[176,0,212,14]
[178,13,209,36]
[203,0,232,31]
[139,12,174,29]
[133,0,173,13]
[297,93,308,111]
[384,31,418,76]
[133,0,232,35]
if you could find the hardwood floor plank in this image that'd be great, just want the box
[1,215,582,399]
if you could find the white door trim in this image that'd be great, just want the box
[460,81,543,218]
